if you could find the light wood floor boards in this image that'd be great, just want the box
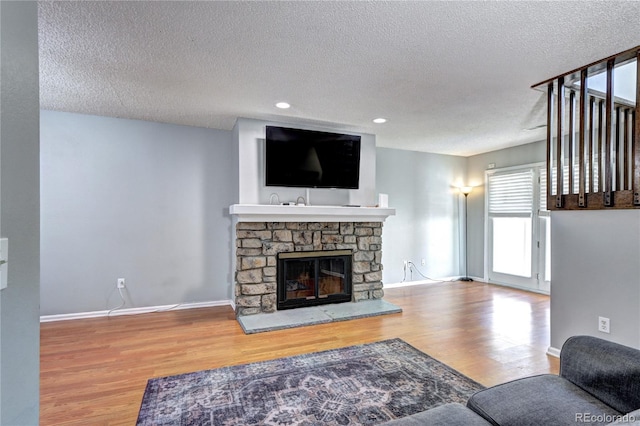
[40,280,558,425]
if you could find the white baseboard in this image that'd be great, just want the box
[40,299,234,323]
[384,278,448,288]
[547,346,561,358]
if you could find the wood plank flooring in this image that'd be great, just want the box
[40,281,558,425]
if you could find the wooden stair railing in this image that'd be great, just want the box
[532,46,639,210]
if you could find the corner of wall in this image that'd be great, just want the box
[0,1,40,424]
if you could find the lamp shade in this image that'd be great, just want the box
[459,186,473,195]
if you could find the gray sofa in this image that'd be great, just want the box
[382,335,640,425]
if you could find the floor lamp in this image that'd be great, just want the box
[459,186,473,282]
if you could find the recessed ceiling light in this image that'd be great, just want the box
[373,118,387,124]
[275,102,290,109]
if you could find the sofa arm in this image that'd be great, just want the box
[560,335,640,414]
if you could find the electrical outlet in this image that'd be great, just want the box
[598,316,610,334]
[421,258,426,266]
[403,260,408,268]
[117,278,126,289]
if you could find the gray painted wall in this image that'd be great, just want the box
[551,210,640,350]
[376,147,467,284]
[0,1,41,424]
[467,141,546,278]
[40,111,235,315]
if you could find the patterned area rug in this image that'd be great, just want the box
[137,338,484,425]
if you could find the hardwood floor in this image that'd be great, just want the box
[40,281,558,425]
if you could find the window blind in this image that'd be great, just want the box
[488,170,534,214]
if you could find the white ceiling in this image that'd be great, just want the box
[38,1,640,156]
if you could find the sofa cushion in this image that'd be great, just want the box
[467,374,621,426]
[560,336,640,414]
[379,403,491,425]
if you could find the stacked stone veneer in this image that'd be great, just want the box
[235,221,384,316]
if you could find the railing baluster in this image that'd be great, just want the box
[546,82,553,202]
[604,59,614,206]
[624,108,630,190]
[631,109,640,206]
[589,96,595,194]
[598,99,604,193]
[615,106,621,190]
[631,50,640,206]
[578,70,587,206]
[556,77,565,208]
[569,90,576,194]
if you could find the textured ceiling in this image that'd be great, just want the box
[38,1,640,156]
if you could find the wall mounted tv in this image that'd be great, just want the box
[265,126,361,189]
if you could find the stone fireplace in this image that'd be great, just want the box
[234,220,385,316]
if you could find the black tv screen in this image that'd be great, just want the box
[265,126,361,189]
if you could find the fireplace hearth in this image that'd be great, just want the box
[278,250,352,310]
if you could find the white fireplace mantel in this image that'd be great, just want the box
[229,204,396,223]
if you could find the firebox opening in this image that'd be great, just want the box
[277,250,352,310]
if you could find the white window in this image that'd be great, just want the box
[486,164,550,293]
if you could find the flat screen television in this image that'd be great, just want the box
[265,126,361,189]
